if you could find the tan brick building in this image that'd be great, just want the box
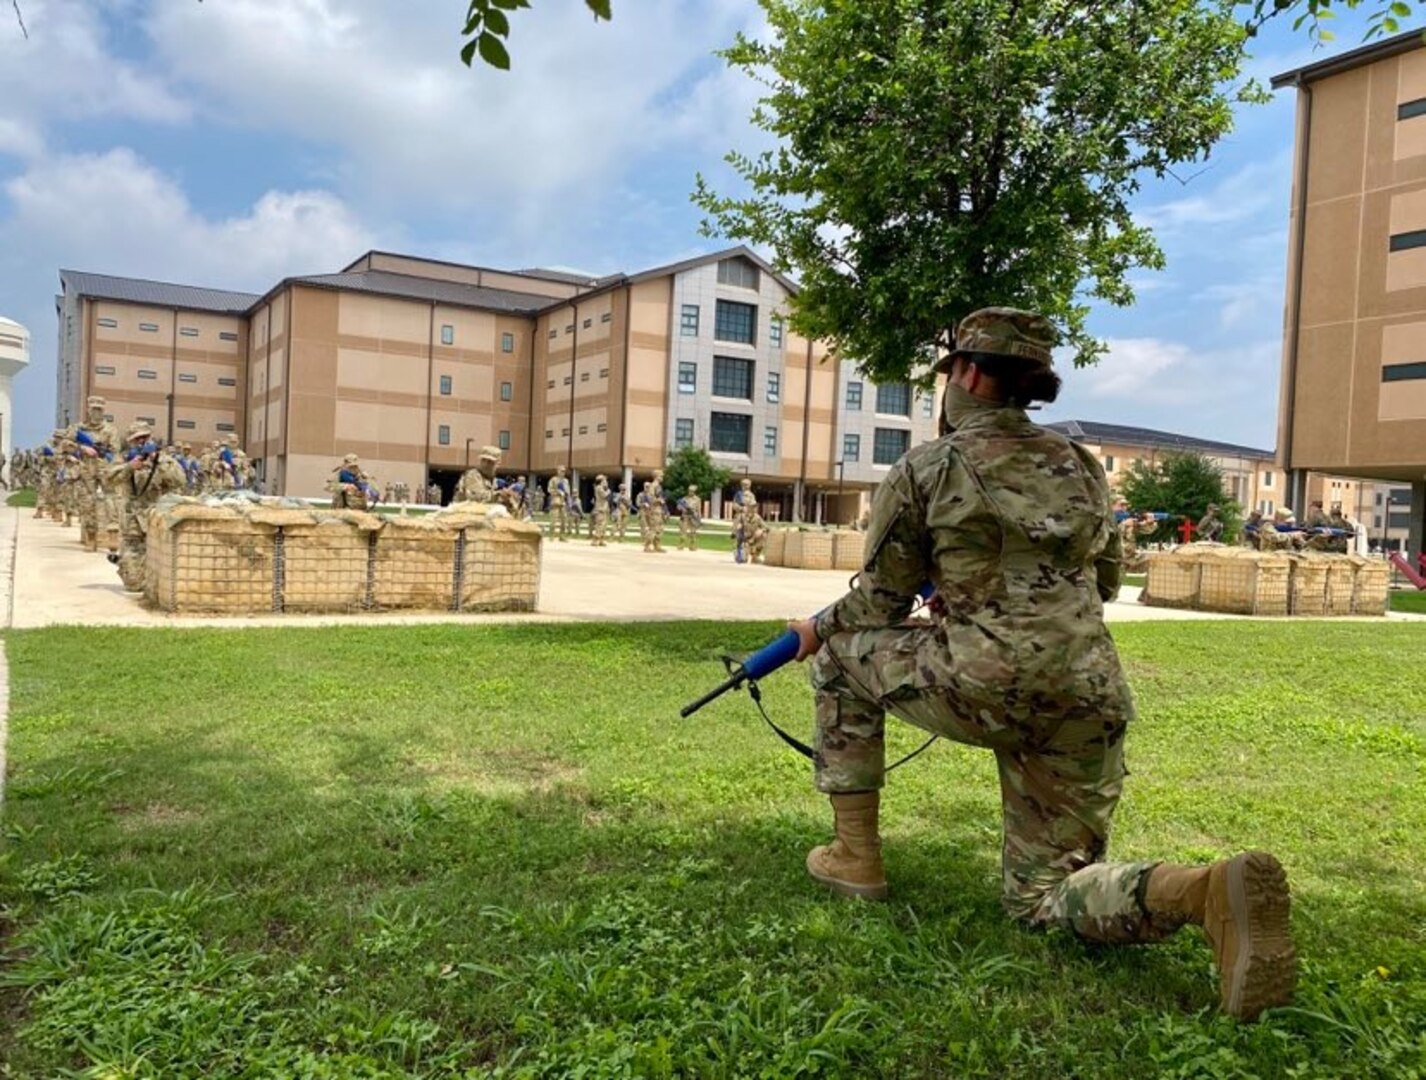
[1273,32,1426,559]
[56,248,940,519]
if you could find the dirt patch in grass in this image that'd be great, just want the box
[111,801,201,830]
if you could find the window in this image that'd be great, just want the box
[842,433,861,462]
[599,368,609,379]
[709,412,752,454]
[717,256,760,290]
[601,312,612,323]
[549,329,558,339]
[439,375,453,396]
[675,418,695,448]
[441,325,454,346]
[546,429,554,439]
[1400,97,1426,120]
[498,430,511,450]
[95,365,115,375]
[764,425,778,455]
[581,371,590,382]
[769,317,783,348]
[217,377,236,387]
[1389,230,1426,252]
[846,381,863,410]
[713,356,755,400]
[180,327,199,338]
[876,382,912,416]
[500,381,513,402]
[583,318,592,329]
[178,373,198,384]
[216,422,236,433]
[579,425,588,435]
[678,361,697,394]
[922,395,934,419]
[137,416,156,425]
[547,380,556,389]
[138,369,158,380]
[501,332,515,353]
[1383,362,1426,381]
[1262,472,1274,488]
[1376,492,1384,507]
[767,372,781,403]
[873,427,910,465]
[563,375,573,386]
[139,322,159,333]
[97,317,118,328]
[597,422,607,433]
[438,425,451,446]
[1375,515,1383,529]
[219,332,238,342]
[681,304,700,337]
[1104,455,1116,472]
[714,300,757,345]
[1259,499,1274,515]
[176,419,196,430]
[561,427,570,437]
[566,323,574,334]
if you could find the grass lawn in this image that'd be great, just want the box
[2,622,1423,1078]
[4,488,34,508]
[1391,590,1426,615]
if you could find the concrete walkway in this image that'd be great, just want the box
[3,507,1421,629]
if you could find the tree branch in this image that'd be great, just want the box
[13,0,28,39]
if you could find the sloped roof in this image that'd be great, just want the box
[1271,27,1426,89]
[516,267,622,288]
[628,245,799,294]
[1045,419,1273,460]
[59,270,261,314]
[287,270,561,314]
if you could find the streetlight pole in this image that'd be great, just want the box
[465,438,472,470]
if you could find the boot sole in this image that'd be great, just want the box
[806,857,888,901]
[1223,852,1297,1021]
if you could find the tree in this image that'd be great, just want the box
[661,446,732,507]
[1118,452,1243,542]
[692,0,1258,386]
[458,0,611,69]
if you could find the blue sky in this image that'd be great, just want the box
[0,0,1396,450]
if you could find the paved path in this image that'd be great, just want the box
[3,507,1421,629]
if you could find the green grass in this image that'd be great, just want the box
[2,623,1424,1078]
[4,487,34,508]
[1391,590,1426,614]
[1124,573,1147,588]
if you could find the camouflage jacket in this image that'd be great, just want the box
[815,386,1127,708]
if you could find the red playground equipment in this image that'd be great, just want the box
[1388,550,1426,590]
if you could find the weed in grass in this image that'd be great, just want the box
[17,855,98,901]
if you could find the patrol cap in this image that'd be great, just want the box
[343,453,359,465]
[127,420,153,440]
[479,445,501,461]
[86,395,106,408]
[935,307,1057,374]
[687,484,697,493]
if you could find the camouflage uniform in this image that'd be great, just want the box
[1197,505,1224,543]
[614,484,632,541]
[733,480,765,563]
[677,486,701,550]
[36,433,62,518]
[68,396,120,551]
[638,481,665,552]
[455,447,501,503]
[330,454,374,510]
[591,475,610,546]
[809,336,1170,944]
[547,467,572,541]
[110,423,186,591]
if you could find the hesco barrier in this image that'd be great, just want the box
[145,499,541,614]
[767,528,859,571]
[833,530,866,571]
[764,528,787,567]
[1143,544,1389,616]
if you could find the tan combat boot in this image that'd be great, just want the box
[1145,852,1297,1021]
[806,791,888,901]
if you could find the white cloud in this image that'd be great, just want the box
[1137,153,1292,234]
[142,0,762,213]
[0,148,384,444]
[1073,338,1191,399]
[1197,275,1285,331]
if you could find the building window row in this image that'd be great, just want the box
[179,373,198,383]
[180,327,200,338]
[176,420,196,430]
[876,382,911,417]
[713,355,754,400]
[138,369,158,380]
[219,332,238,342]
[713,299,757,346]
[139,322,159,333]
[95,365,115,375]
[96,317,118,328]
[216,423,235,433]
[218,377,236,387]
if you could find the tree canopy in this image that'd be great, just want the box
[692,0,1258,385]
[1119,451,1243,541]
[661,446,733,505]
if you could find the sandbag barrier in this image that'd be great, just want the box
[767,528,863,571]
[1143,544,1389,617]
[145,499,540,615]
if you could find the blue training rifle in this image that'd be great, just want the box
[681,582,936,719]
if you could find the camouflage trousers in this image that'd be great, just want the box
[549,503,568,540]
[811,625,1173,946]
[679,516,699,550]
[591,509,608,545]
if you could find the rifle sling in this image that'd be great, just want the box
[745,678,937,772]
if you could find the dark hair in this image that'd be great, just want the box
[957,351,1062,407]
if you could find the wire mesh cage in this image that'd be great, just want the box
[1352,559,1390,615]
[370,518,458,611]
[1287,554,1331,616]
[147,505,279,614]
[457,520,541,612]
[279,515,378,613]
[1325,558,1358,617]
[1194,549,1291,616]
[764,528,787,567]
[1143,552,1203,608]
[833,530,866,571]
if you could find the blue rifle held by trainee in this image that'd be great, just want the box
[74,428,113,461]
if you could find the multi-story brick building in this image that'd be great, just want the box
[1272,31,1426,560]
[55,247,940,520]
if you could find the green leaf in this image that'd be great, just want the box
[587,0,614,19]
[484,8,510,36]
[460,37,480,68]
[478,30,511,70]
